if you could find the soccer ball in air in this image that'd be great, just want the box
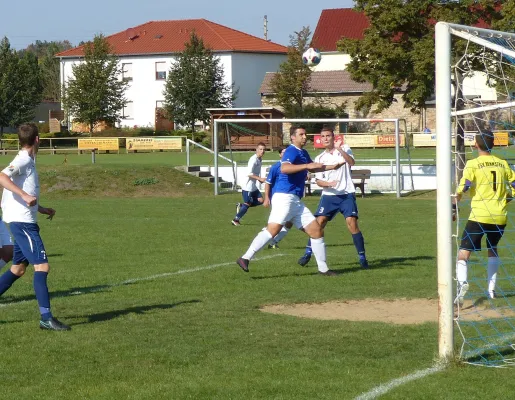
[302,48,322,66]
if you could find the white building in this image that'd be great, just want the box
[58,19,287,129]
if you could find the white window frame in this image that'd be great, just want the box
[122,63,133,81]
[155,62,167,80]
[123,101,134,119]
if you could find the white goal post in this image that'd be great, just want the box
[436,22,515,363]
[213,118,403,196]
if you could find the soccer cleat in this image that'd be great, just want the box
[236,203,241,214]
[319,270,338,276]
[236,257,250,272]
[268,243,279,249]
[39,317,71,331]
[489,290,496,299]
[359,255,369,269]
[297,254,312,267]
[454,282,469,307]
[231,219,241,226]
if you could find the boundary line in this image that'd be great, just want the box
[354,364,445,400]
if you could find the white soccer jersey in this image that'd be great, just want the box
[1,150,39,223]
[245,154,262,191]
[314,148,355,195]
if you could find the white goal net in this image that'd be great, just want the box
[436,22,515,367]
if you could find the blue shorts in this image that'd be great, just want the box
[9,222,48,265]
[315,194,359,221]
[242,190,263,207]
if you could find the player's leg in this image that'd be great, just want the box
[342,194,368,268]
[297,203,335,275]
[268,221,293,249]
[455,220,483,306]
[0,225,27,296]
[298,195,335,267]
[485,224,505,299]
[0,220,13,271]
[14,222,70,330]
[232,191,252,226]
[236,193,292,272]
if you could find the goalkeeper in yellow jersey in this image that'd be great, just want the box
[454,131,515,306]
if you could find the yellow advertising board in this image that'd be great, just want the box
[342,134,405,148]
[413,132,508,147]
[126,137,182,151]
[78,138,119,151]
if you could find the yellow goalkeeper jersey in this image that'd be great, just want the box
[457,154,515,225]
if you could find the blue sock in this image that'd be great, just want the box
[235,203,250,220]
[352,232,366,258]
[34,271,52,320]
[0,270,21,296]
[305,239,312,256]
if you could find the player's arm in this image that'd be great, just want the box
[336,145,355,167]
[263,183,271,207]
[315,179,338,188]
[0,172,36,207]
[247,157,266,183]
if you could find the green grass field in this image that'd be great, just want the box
[0,153,513,399]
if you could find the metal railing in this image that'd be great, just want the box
[186,139,238,189]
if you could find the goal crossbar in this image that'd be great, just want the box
[213,118,402,196]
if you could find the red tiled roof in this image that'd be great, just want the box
[259,70,373,95]
[57,19,287,57]
[311,9,370,51]
[311,7,499,52]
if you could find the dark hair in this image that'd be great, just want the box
[320,124,334,135]
[289,125,306,137]
[18,123,39,147]
[256,142,266,149]
[277,146,286,154]
[476,131,495,151]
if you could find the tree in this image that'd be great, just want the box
[62,35,128,133]
[337,0,507,114]
[0,37,43,135]
[163,32,236,138]
[24,40,73,101]
[270,26,313,116]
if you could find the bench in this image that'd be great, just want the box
[305,169,372,198]
[227,135,281,151]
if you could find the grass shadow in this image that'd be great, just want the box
[0,284,113,305]
[70,300,201,325]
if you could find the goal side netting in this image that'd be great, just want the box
[436,22,515,367]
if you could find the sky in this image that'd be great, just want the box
[1,0,355,50]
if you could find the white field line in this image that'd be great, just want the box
[0,253,287,308]
[354,364,445,400]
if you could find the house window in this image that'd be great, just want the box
[123,101,134,119]
[156,100,165,108]
[122,63,133,81]
[156,62,167,80]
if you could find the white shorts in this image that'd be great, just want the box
[0,220,13,247]
[268,193,316,229]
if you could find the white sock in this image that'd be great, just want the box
[311,237,328,273]
[0,259,6,270]
[243,230,273,260]
[487,257,500,293]
[456,259,468,285]
[272,227,289,245]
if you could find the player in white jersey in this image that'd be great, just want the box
[232,142,266,226]
[0,123,70,331]
[298,126,369,268]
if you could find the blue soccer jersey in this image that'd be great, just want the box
[274,145,312,198]
[265,161,281,198]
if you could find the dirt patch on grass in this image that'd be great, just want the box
[261,298,515,324]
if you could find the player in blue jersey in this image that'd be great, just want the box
[264,147,292,249]
[236,125,345,275]
[298,126,368,268]
[232,143,266,226]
